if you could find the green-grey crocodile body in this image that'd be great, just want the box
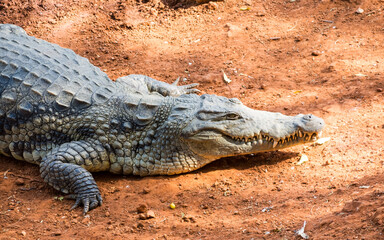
[0,24,325,213]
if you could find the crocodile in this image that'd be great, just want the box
[0,24,325,213]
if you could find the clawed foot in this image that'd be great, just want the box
[66,190,103,214]
[169,77,200,96]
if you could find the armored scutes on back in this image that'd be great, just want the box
[0,24,325,213]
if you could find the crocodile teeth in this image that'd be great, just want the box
[312,133,318,141]
[299,130,303,138]
[273,140,278,148]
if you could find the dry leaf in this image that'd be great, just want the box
[222,70,232,83]
[296,154,308,166]
[314,137,331,145]
[240,6,250,11]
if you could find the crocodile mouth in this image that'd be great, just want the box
[191,129,321,150]
[227,130,321,149]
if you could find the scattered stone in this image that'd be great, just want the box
[312,50,322,56]
[270,37,281,40]
[21,231,26,236]
[137,204,148,213]
[146,210,155,219]
[322,160,330,166]
[225,23,241,37]
[182,214,196,223]
[342,200,362,213]
[137,222,144,228]
[106,225,113,231]
[138,213,147,220]
[105,211,110,217]
[15,178,25,186]
[324,64,336,72]
[377,88,383,92]
[143,187,150,194]
[207,2,218,10]
[48,19,57,24]
[255,5,267,16]
[81,215,91,225]
[149,8,158,16]
[355,7,364,14]
[294,35,303,42]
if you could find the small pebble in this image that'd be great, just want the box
[312,50,322,56]
[15,178,25,186]
[146,210,155,219]
[294,35,303,42]
[137,222,144,228]
[377,88,383,92]
[207,2,218,10]
[356,7,364,14]
[182,214,196,223]
[81,216,91,225]
[137,204,148,213]
[143,187,150,194]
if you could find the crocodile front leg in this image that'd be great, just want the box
[116,74,200,97]
[39,140,110,214]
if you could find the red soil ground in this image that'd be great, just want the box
[0,0,383,239]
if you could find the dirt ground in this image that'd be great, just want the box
[0,0,384,239]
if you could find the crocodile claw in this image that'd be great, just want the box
[66,191,103,214]
[171,77,200,96]
[178,83,200,94]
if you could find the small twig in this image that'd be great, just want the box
[20,187,37,191]
[287,21,298,31]
[3,169,10,179]
[8,172,35,181]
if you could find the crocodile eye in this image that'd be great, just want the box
[226,113,241,120]
[303,114,313,121]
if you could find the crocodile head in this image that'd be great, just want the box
[179,94,325,161]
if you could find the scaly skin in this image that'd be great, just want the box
[0,24,325,213]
